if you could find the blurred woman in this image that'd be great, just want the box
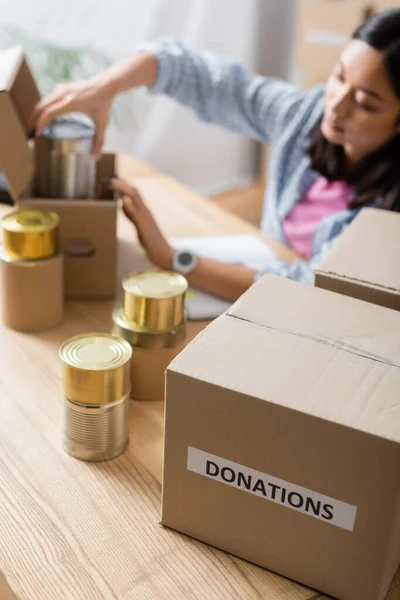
[32,9,400,300]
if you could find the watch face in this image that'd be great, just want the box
[179,251,194,267]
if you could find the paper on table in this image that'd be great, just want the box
[170,234,276,271]
[169,234,276,320]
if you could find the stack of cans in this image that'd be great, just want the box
[60,333,132,461]
[0,209,63,331]
[112,270,188,401]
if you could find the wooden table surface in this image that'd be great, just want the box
[0,155,398,600]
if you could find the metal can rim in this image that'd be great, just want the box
[122,269,188,299]
[1,209,60,233]
[59,332,132,372]
[40,113,96,141]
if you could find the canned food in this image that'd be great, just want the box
[1,209,59,260]
[33,113,96,200]
[60,333,132,461]
[122,270,188,332]
[112,305,187,402]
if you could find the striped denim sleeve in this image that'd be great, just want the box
[138,38,306,144]
[255,228,346,286]
[256,257,316,285]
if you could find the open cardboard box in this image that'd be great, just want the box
[163,274,400,600]
[0,46,117,299]
[315,208,400,312]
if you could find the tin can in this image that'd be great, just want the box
[1,209,59,260]
[0,209,63,331]
[122,270,188,332]
[33,113,96,200]
[60,333,132,461]
[113,270,188,401]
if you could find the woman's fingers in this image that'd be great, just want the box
[29,85,69,132]
[35,97,76,136]
[109,178,146,210]
[92,104,111,156]
[109,178,138,197]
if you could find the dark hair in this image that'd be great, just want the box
[309,8,400,212]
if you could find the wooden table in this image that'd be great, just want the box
[0,155,398,600]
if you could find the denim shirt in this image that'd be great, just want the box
[139,38,370,284]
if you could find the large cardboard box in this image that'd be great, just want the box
[292,0,370,89]
[315,208,400,311]
[162,274,400,600]
[0,46,117,298]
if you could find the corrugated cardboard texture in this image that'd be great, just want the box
[173,275,400,442]
[315,208,400,311]
[19,197,117,299]
[131,342,186,401]
[0,252,63,331]
[0,47,39,201]
[163,275,400,600]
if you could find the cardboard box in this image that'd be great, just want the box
[0,46,117,298]
[0,250,63,331]
[292,0,370,89]
[162,274,400,600]
[372,1,400,13]
[315,208,400,312]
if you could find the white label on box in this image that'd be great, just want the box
[305,30,348,47]
[187,447,357,532]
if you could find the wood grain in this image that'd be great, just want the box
[316,565,400,600]
[0,156,314,600]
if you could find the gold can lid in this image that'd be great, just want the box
[1,209,59,233]
[122,270,188,299]
[60,333,132,371]
[60,333,132,405]
[122,270,188,332]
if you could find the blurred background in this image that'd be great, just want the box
[0,0,394,200]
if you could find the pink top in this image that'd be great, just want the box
[283,176,354,259]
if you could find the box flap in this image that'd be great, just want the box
[227,274,400,365]
[0,46,40,202]
[0,47,23,92]
[169,275,400,443]
[315,208,400,295]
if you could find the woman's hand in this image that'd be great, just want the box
[109,177,173,270]
[30,52,159,156]
[30,78,113,155]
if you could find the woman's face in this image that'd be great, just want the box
[322,39,400,165]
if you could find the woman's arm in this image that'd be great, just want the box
[137,39,306,144]
[32,40,306,151]
[111,177,257,302]
[184,258,257,301]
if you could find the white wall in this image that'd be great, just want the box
[0,0,297,194]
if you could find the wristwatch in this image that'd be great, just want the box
[172,249,199,275]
